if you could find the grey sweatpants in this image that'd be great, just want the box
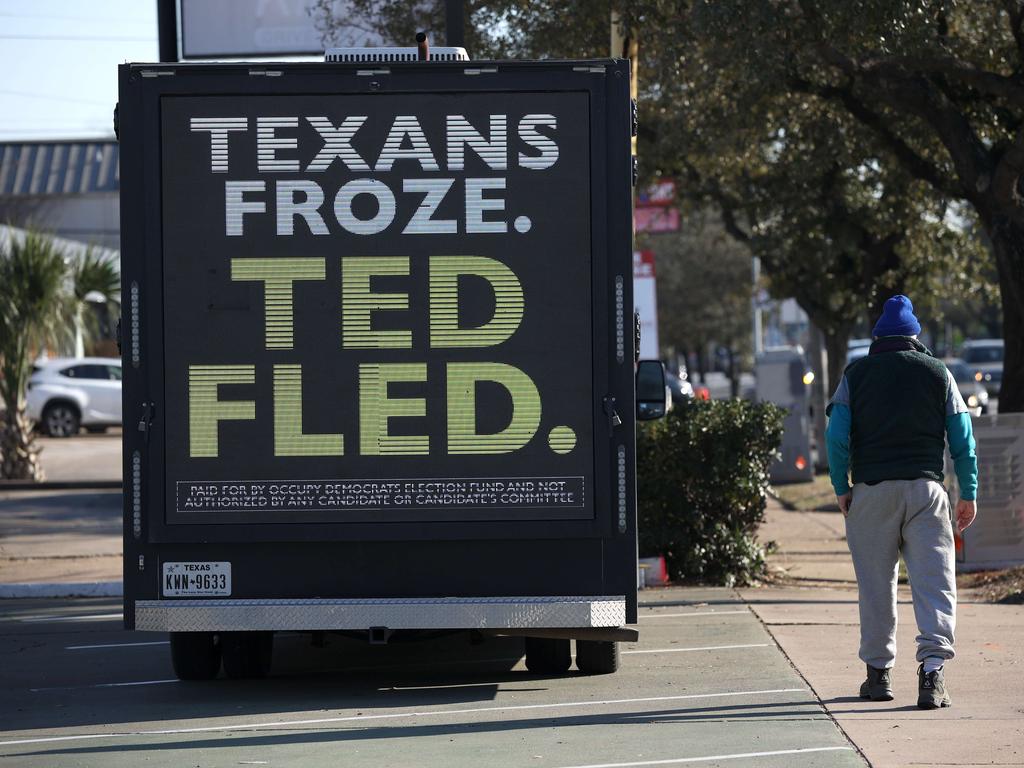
[845,478,956,669]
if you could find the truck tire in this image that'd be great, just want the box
[524,637,571,674]
[169,632,221,680]
[221,631,274,679]
[575,639,619,674]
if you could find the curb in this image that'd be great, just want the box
[0,481,122,492]
[0,581,123,599]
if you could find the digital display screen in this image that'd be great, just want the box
[159,91,595,524]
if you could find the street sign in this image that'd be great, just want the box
[635,206,679,233]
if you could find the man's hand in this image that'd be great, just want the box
[837,492,852,517]
[955,499,977,533]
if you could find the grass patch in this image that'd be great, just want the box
[771,472,838,512]
[958,565,1024,604]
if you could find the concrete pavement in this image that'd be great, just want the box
[750,497,1024,767]
[35,431,122,483]
[3,479,1023,766]
[0,489,121,585]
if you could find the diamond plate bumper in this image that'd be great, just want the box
[134,595,626,632]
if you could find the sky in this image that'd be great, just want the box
[0,0,159,141]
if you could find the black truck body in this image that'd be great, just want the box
[118,58,637,674]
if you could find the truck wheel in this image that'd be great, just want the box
[169,632,221,680]
[524,637,571,674]
[221,631,274,679]
[575,639,620,674]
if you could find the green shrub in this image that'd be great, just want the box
[637,398,785,586]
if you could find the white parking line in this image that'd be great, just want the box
[66,641,169,651]
[622,644,769,655]
[31,679,177,692]
[19,613,122,623]
[639,611,750,619]
[0,687,807,747]
[555,746,855,768]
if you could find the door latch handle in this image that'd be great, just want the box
[603,395,622,432]
[137,402,154,438]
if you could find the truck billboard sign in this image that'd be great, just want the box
[119,60,637,638]
[162,92,595,524]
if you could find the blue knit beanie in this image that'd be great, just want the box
[872,295,921,338]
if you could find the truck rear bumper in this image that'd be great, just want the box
[134,595,626,632]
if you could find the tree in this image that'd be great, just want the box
[619,0,1024,410]
[311,0,1000,400]
[0,231,69,480]
[69,248,120,358]
[650,211,753,389]
[629,12,987,394]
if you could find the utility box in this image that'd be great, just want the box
[948,412,1024,571]
[756,347,813,484]
[118,58,638,678]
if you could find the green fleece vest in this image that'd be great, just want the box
[846,341,950,485]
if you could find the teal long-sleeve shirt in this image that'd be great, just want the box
[825,380,978,500]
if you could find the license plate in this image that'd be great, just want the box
[162,561,231,597]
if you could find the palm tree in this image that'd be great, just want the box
[0,230,71,480]
[69,247,120,357]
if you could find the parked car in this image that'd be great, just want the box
[26,357,122,437]
[944,359,990,416]
[960,339,1003,398]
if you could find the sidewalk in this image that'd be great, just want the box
[746,497,1024,768]
[0,489,121,585]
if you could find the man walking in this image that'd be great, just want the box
[825,295,978,710]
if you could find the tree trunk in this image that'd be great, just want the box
[822,326,853,403]
[983,213,1024,413]
[807,325,829,471]
[727,347,739,398]
[0,407,45,481]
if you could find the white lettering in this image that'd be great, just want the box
[402,178,456,234]
[276,180,328,235]
[257,116,300,173]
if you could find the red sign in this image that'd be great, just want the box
[632,250,656,278]
[635,206,680,233]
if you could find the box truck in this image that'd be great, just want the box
[118,50,661,680]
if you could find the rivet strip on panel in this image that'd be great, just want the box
[131,450,142,539]
[615,276,625,363]
[617,445,627,533]
[130,281,140,367]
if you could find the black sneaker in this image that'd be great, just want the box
[918,664,951,709]
[859,664,894,701]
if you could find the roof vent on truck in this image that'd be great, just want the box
[325,46,469,62]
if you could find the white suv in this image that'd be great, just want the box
[26,357,122,437]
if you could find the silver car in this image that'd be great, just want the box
[944,359,989,416]
[960,339,1003,398]
[26,357,122,437]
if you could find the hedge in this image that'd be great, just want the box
[636,398,785,586]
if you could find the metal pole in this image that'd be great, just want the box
[751,256,763,355]
[445,0,465,48]
[157,0,178,62]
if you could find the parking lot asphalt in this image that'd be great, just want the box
[0,588,862,768]
[35,431,122,483]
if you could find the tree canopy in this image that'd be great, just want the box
[313,0,1013,406]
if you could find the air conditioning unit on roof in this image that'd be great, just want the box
[325,46,469,63]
